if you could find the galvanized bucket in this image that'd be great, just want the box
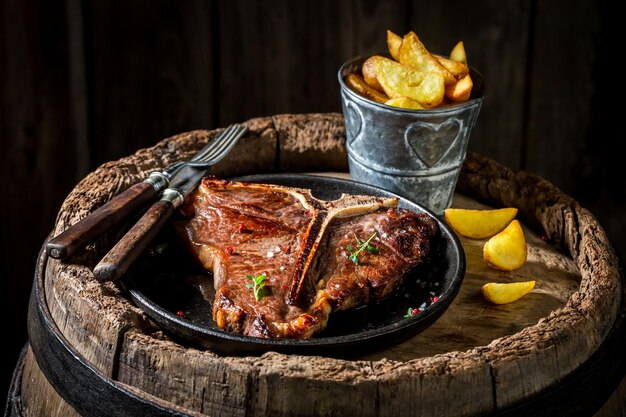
[338,55,485,215]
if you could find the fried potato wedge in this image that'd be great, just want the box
[445,73,473,102]
[444,207,517,239]
[385,97,425,110]
[387,30,402,61]
[343,31,475,110]
[399,32,456,85]
[375,57,445,107]
[450,41,467,65]
[362,56,384,92]
[483,220,527,271]
[434,55,469,79]
[345,73,389,104]
[481,281,535,305]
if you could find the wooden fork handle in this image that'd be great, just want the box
[92,194,178,283]
[46,180,163,260]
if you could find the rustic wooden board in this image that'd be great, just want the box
[19,114,622,416]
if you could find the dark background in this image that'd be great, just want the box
[1,0,623,401]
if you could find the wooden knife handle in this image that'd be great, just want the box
[93,197,177,283]
[46,180,162,260]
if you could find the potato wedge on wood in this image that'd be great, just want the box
[450,41,467,65]
[385,97,425,110]
[444,207,518,239]
[481,281,535,305]
[375,57,444,108]
[434,55,469,79]
[387,30,402,61]
[483,220,527,271]
[362,56,384,92]
[445,73,473,102]
[399,32,456,85]
[345,73,389,103]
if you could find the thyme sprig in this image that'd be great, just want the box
[246,273,268,301]
[346,232,379,265]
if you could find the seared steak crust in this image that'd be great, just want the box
[320,209,437,312]
[179,177,439,339]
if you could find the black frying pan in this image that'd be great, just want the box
[121,174,465,357]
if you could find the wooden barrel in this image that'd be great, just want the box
[12,113,626,416]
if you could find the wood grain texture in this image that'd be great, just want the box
[273,112,348,172]
[214,0,408,125]
[345,0,409,56]
[524,0,599,188]
[20,347,80,417]
[216,0,350,123]
[532,0,626,283]
[18,115,623,416]
[87,0,215,165]
[4,1,626,404]
[0,0,89,394]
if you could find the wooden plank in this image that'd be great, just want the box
[215,0,407,126]
[0,0,89,397]
[524,1,626,266]
[20,347,81,417]
[407,0,532,169]
[87,0,214,165]
[343,0,410,56]
[524,0,599,186]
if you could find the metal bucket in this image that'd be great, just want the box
[338,55,485,215]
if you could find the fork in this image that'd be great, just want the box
[46,124,247,260]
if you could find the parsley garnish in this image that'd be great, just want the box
[346,232,379,265]
[246,273,268,301]
[404,307,419,318]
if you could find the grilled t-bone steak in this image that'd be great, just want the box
[178,177,439,338]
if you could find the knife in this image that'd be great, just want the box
[92,165,208,283]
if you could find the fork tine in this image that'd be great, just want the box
[196,125,241,162]
[190,124,240,162]
[212,125,247,161]
[165,124,244,178]
[197,125,246,163]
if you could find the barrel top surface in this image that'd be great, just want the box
[36,113,624,416]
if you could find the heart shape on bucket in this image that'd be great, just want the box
[404,119,461,168]
[344,101,363,145]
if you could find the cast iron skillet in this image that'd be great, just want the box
[121,174,465,357]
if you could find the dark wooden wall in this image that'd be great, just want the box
[1,0,622,396]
